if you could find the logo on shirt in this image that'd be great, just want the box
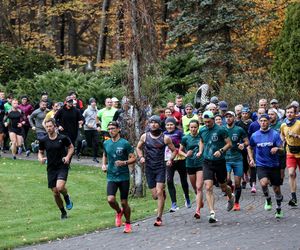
[212,133,218,142]
[116,147,124,156]
[257,142,273,147]
[232,134,238,142]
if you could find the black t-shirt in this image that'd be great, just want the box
[39,134,71,170]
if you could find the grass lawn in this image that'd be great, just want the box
[0,158,188,249]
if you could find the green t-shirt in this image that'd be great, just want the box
[4,102,12,113]
[182,114,198,135]
[270,120,282,132]
[224,125,247,162]
[199,124,229,161]
[97,107,117,132]
[103,138,134,182]
[181,133,203,168]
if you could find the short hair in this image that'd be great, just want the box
[40,99,47,104]
[45,118,56,126]
[286,104,297,113]
[176,95,183,99]
[206,103,217,110]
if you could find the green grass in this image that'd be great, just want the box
[0,158,188,249]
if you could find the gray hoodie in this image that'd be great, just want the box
[83,105,98,130]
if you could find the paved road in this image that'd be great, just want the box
[18,164,300,250]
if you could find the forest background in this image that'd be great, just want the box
[0,0,299,110]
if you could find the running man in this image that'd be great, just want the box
[224,111,249,211]
[280,104,300,207]
[38,118,74,220]
[248,114,284,218]
[137,115,177,226]
[102,121,136,233]
[197,111,234,223]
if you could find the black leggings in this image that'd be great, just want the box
[84,130,99,158]
[166,160,189,203]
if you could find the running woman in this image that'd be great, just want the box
[280,104,300,207]
[38,118,74,220]
[102,121,136,233]
[179,119,204,219]
[4,99,25,159]
[137,115,177,226]
[164,117,190,212]
[224,111,249,211]
[248,114,284,218]
[198,111,234,223]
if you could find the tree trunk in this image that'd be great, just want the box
[160,0,168,46]
[67,11,78,57]
[52,0,65,59]
[116,2,125,59]
[96,0,111,68]
[131,0,143,197]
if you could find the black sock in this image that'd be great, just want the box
[262,186,271,204]
[276,208,281,213]
[235,187,242,203]
[156,217,161,221]
[60,207,66,214]
[275,194,283,209]
[291,192,297,201]
[125,221,130,224]
[64,194,70,204]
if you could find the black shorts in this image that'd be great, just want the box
[0,122,4,133]
[257,167,281,186]
[279,154,286,170]
[47,167,69,189]
[145,168,166,189]
[9,127,23,136]
[107,180,130,200]
[203,159,227,184]
[186,167,203,175]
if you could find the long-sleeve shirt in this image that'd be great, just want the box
[29,108,48,133]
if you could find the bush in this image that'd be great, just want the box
[0,44,58,84]
[2,66,127,106]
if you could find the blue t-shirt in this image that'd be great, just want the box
[250,129,282,168]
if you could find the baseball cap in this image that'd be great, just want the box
[270,99,278,104]
[202,111,214,119]
[66,96,73,102]
[218,101,228,111]
[111,97,119,102]
[210,96,219,104]
[225,111,235,117]
[241,107,250,113]
[291,101,299,107]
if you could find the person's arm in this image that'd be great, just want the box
[179,144,187,157]
[63,142,74,165]
[164,136,177,166]
[38,149,47,164]
[136,133,146,164]
[247,145,255,167]
[29,110,37,129]
[115,152,136,167]
[102,151,107,172]
[197,138,204,158]
[213,137,232,158]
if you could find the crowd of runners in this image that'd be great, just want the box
[1,90,300,233]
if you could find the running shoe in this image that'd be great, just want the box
[154,217,162,226]
[13,156,16,160]
[264,200,272,211]
[185,199,191,208]
[77,153,81,161]
[17,147,22,155]
[169,202,179,212]
[208,212,217,223]
[61,212,68,220]
[227,194,235,211]
[233,203,240,211]
[288,198,298,207]
[251,185,256,194]
[92,158,99,163]
[275,210,283,219]
[65,197,73,210]
[123,223,132,233]
[26,150,31,157]
[115,209,123,227]
[194,210,200,219]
